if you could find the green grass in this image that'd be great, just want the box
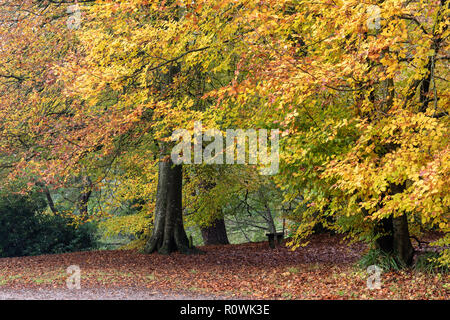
[358,249,449,274]
[32,278,54,284]
[0,274,25,286]
[337,290,346,296]
[0,277,8,286]
[287,267,299,274]
[357,249,405,271]
[414,252,449,274]
[281,292,293,299]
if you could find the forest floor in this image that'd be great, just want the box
[0,234,448,300]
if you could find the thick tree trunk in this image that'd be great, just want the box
[374,217,394,253]
[393,214,414,266]
[374,215,414,266]
[390,184,414,266]
[200,217,230,245]
[374,184,414,266]
[144,159,193,254]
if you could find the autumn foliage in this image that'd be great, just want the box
[0,0,448,267]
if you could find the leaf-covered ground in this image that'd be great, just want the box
[0,234,448,300]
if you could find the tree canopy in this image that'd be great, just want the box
[0,0,448,266]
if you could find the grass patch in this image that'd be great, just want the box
[337,290,346,296]
[0,277,8,286]
[414,252,449,274]
[357,249,405,271]
[287,267,299,274]
[281,292,292,299]
[33,278,54,284]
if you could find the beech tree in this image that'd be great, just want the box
[213,0,449,266]
[0,0,447,267]
[52,0,254,253]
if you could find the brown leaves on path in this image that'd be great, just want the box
[0,234,448,299]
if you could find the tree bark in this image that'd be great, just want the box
[35,182,58,215]
[374,215,414,266]
[393,214,414,266]
[77,176,92,221]
[374,184,414,266]
[374,217,394,253]
[144,159,193,254]
[200,216,229,245]
[258,190,277,234]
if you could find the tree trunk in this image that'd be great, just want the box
[197,179,230,246]
[200,216,229,245]
[259,190,277,234]
[35,182,58,215]
[374,217,394,253]
[374,216,413,266]
[144,159,193,254]
[393,214,414,266]
[77,176,92,221]
[374,183,414,266]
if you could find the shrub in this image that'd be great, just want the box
[357,249,405,272]
[414,252,449,274]
[0,190,97,257]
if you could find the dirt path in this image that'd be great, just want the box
[0,288,224,300]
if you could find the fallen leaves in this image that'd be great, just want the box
[0,234,448,300]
